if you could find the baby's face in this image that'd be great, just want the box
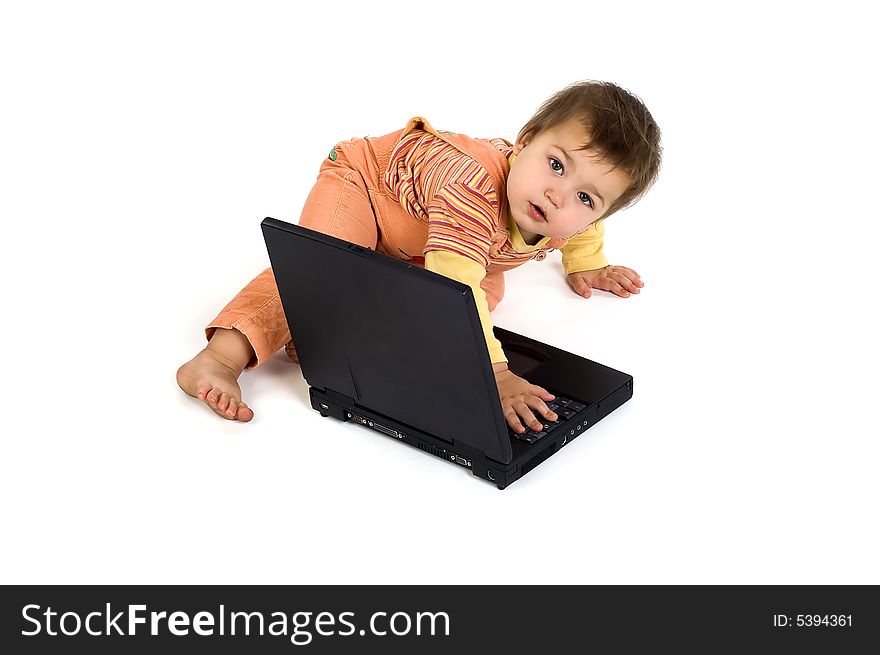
[506,117,632,243]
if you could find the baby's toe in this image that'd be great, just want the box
[205,388,221,407]
[236,403,254,422]
[217,392,231,413]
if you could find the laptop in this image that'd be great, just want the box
[261,217,633,489]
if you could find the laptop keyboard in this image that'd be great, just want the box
[508,395,588,444]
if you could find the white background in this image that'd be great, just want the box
[1,1,877,584]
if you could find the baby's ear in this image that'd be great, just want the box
[513,130,533,155]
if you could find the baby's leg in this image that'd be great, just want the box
[176,267,285,421]
[177,144,379,420]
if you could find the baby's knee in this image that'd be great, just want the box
[284,340,300,364]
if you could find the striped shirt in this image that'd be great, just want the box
[385,117,608,273]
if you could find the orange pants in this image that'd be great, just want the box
[206,135,506,369]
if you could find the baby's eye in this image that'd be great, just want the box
[577,191,594,209]
[549,157,563,173]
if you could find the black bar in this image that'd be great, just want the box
[1,585,876,653]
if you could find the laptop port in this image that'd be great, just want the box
[451,454,471,468]
[372,421,402,439]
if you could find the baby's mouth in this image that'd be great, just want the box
[529,202,547,222]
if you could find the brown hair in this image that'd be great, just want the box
[517,80,662,218]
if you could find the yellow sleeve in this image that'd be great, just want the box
[560,219,608,274]
[424,250,507,365]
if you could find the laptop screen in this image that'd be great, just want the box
[262,219,514,463]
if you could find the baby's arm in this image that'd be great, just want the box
[561,220,643,298]
[425,250,506,363]
[425,250,558,434]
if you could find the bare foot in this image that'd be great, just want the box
[177,348,254,421]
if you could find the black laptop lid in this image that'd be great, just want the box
[261,218,513,464]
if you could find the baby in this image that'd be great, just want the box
[177,80,662,434]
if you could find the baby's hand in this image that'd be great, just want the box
[493,364,557,434]
[567,265,644,299]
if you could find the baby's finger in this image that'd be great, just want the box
[616,266,644,287]
[525,397,558,422]
[514,401,543,431]
[611,271,640,294]
[528,385,555,402]
[504,408,526,434]
[615,265,640,278]
[598,278,630,298]
[568,274,592,298]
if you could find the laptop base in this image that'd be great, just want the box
[308,327,633,490]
